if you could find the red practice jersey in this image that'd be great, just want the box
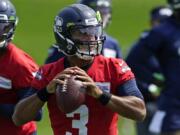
[0,43,38,135]
[32,55,134,135]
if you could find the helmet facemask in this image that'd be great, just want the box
[0,21,16,47]
[70,25,104,60]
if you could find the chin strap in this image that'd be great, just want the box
[76,52,94,60]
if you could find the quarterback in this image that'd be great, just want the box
[12,4,146,135]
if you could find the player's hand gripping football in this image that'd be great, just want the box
[46,67,76,93]
[73,66,103,99]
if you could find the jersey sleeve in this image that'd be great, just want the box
[111,58,135,85]
[31,61,62,90]
[33,58,64,90]
[31,66,50,90]
[13,57,39,90]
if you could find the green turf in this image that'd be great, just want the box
[12,0,165,134]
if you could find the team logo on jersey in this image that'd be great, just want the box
[34,70,43,80]
[119,61,131,73]
[96,82,110,93]
[121,66,131,73]
[0,76,12,89]
[32,71,37,78]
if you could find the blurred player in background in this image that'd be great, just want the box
[0,0,40,134]
[127,0,180,134]
[12,4,146,135]
[45,0,122,64]
[126,5,172,135]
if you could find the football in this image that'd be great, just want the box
[56,75,86,113]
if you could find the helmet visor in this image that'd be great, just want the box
[70,25,103,39]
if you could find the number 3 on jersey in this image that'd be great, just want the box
[66,105,89,135]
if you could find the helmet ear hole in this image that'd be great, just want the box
[65,38,77,55]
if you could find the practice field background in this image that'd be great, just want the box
[12,0,165,134]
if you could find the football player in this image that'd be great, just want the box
[126,6,172,135]
[0,0,41,135]
[45,0,122,64]
[127,0,180,134]
[12,4,146,135]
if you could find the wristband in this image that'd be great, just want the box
[98,91,112,105]
[37,88,51,102]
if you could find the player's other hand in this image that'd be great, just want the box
[73,66,103,98]
[46,67,76,93]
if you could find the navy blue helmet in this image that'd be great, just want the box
[78,0,112,13]
[53,4,105,60]
[150,6,172,23]
[0,0,18,48]
[78,0,112,28]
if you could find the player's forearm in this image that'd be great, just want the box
[12,94,45,126]
[107,95,146,121]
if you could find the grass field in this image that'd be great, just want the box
[12,0,165,134]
